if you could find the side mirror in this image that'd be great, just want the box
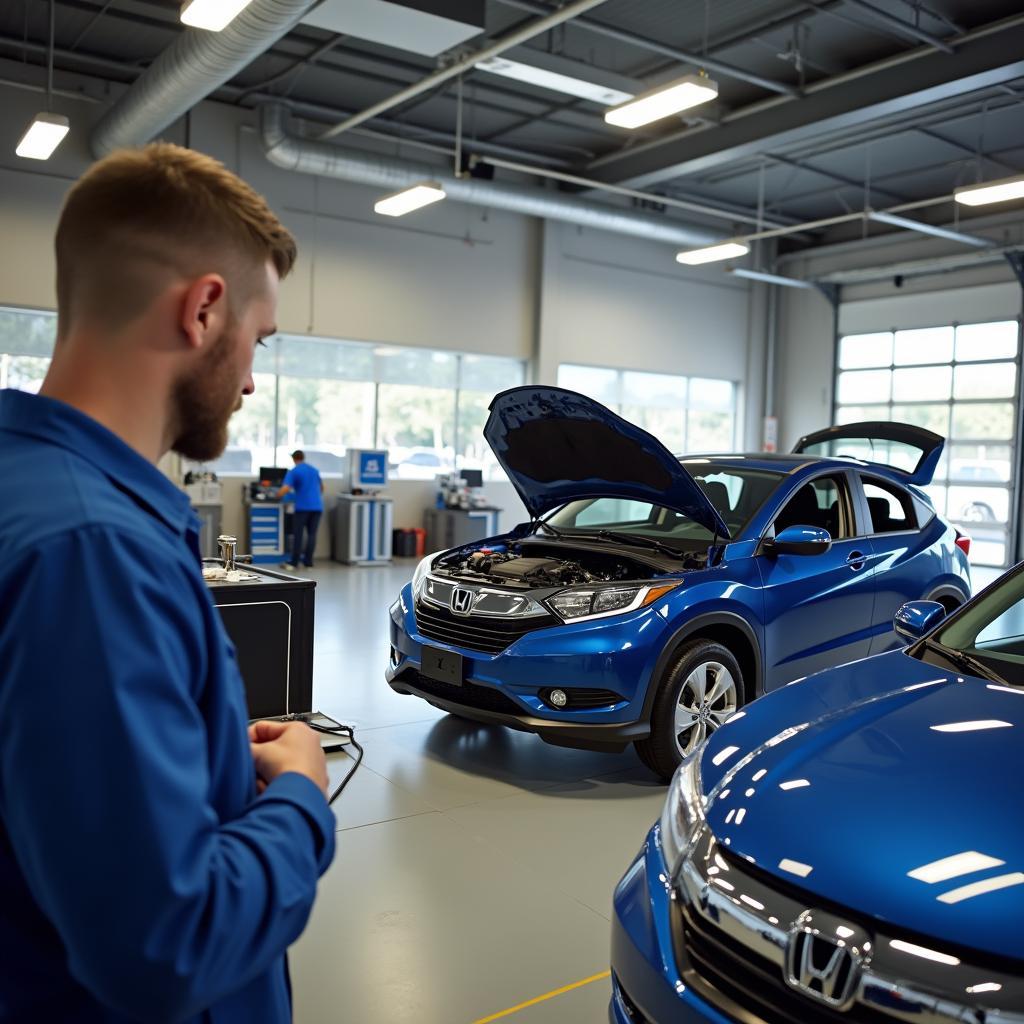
[894,600,946,643]
[765,525,832,556]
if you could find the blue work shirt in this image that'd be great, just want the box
[283,462,323,512]
[0,389,336,1023]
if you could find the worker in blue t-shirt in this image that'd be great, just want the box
[278,449,324,569]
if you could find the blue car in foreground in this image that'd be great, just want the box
[611,568,1024,1023]
[387,387,970,777]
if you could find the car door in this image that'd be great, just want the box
[757,471,878,690]
[857,474,940,656]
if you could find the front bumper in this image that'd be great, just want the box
[386,584,667,750]
[609,826,733,1024]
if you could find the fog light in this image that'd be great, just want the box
[550,689,568,708]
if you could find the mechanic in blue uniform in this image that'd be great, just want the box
[277,450,324,570]
[0,143,334,1022]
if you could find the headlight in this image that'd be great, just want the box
[659,748,706,872]
[547,582,678,622]
[411,552,441,598]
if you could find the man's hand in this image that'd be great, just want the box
[249,721,328,799]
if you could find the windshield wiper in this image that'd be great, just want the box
[594,529,687,561]
[534,519,564,538]
[919,638,1009,685]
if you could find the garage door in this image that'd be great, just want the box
[834,319,1021,568]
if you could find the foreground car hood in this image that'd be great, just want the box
[484,386,731,537]
[702,653,1024,960]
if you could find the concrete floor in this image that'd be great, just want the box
[287,558,1000,1024]
[288,560,664,1024]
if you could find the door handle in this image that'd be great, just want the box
[847,550,867,571]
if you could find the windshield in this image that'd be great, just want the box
[544,466,782,545]
[930,567,1024,685]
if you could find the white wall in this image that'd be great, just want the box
[0,76,763,546]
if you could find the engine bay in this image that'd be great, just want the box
[432,541,705,588]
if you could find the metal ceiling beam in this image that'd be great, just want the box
[835,0,954,53]
[764,152,910,203]
[317,0,613,140]
[586,16,1024,189]
[491,0,799,97]
[866,210,995,248]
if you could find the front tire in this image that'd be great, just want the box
[635,639,744,781]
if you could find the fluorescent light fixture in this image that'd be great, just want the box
[15,112,70,160]
[930,720,1012,733]
[867,210,993,248]
[955,174,1024,207]
[677,241,749,266]
[374,182,446,217]
[731,268,814,288]
[908,851,1005,884]
[180,0,253,30]
[890,939,960,966]
[938,872,1024,905]
[475,56,632,106]
[778,858,813,878]
[605,73,718,129]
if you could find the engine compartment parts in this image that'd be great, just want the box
[438,545,653,587]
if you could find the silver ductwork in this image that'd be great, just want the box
[261,105,719,248]
[90,0,320,158]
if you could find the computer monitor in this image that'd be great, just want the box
[258,467,286,487]
[461,469,483,489]
[347,449,388,491]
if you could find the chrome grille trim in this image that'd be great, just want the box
[420,575,550,619]
[674,827,1024,1024]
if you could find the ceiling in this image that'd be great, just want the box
[2,0,1023,253]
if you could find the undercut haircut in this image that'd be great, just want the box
[55,143,296,337]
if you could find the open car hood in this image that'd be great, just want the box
[484,386,731,538]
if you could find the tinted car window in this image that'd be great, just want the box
[773,476,848,538]
[862,477,917,533]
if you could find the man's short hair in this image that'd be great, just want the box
[55,143,296,335]
[291,450,304,461]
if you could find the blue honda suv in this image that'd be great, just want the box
[387,386,970,777]
[611,564,1024,1023]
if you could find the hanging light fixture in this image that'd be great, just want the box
[374,182,447,217]
[180,0,254,31]
[605,74,718,129]
[16,0,69,161]
[954,175,1024,207]
[676,241,749,265]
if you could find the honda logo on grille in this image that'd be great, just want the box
[450,587,474,615]
[785,911,866,1010]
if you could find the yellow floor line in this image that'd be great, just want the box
[470,970,612,1024]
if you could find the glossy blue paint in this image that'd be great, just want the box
[894,600,947,641]
[767,524,832,555]
[387,450,970,749]
[612,600,1024,1020]
[484,387,731,537]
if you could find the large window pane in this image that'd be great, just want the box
[375,347,456,388]
[457,390,504,481]
[459,354,524,393]
[838,332,892,369]
[378,384,455,479]
[835,404,889,425]
[623,404,685,453]
[949,443,1012,484]
[0,307,56,357]
[687,410,733,452]
[951,402,1015,440]
[557,364,619,405]
[889,403,949,435]
[891,365,952,402]
[893,326,953,366]
[953,362,1016,400]
[276,335,373,381]
[689,377,735,412]
[1,354,50,393]
[622,370,686,408]
[837,369,891,404]
[955,321,1019,362]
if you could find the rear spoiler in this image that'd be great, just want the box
[793,421,944,486]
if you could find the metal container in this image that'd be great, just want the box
[217,534,237,571]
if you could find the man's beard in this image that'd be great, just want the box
[171,328,243,462]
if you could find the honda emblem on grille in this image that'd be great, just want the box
[450,587,474,615]
[785,911,867,1010]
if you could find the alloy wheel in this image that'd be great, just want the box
[673,660,738,757]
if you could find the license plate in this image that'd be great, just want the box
[421,646,464,686]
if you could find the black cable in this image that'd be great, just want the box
[306,721,363,805]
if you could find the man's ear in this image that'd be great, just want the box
[180,274,227,351]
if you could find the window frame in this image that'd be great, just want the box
[855,474,921,539]
[762,471,858,545]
